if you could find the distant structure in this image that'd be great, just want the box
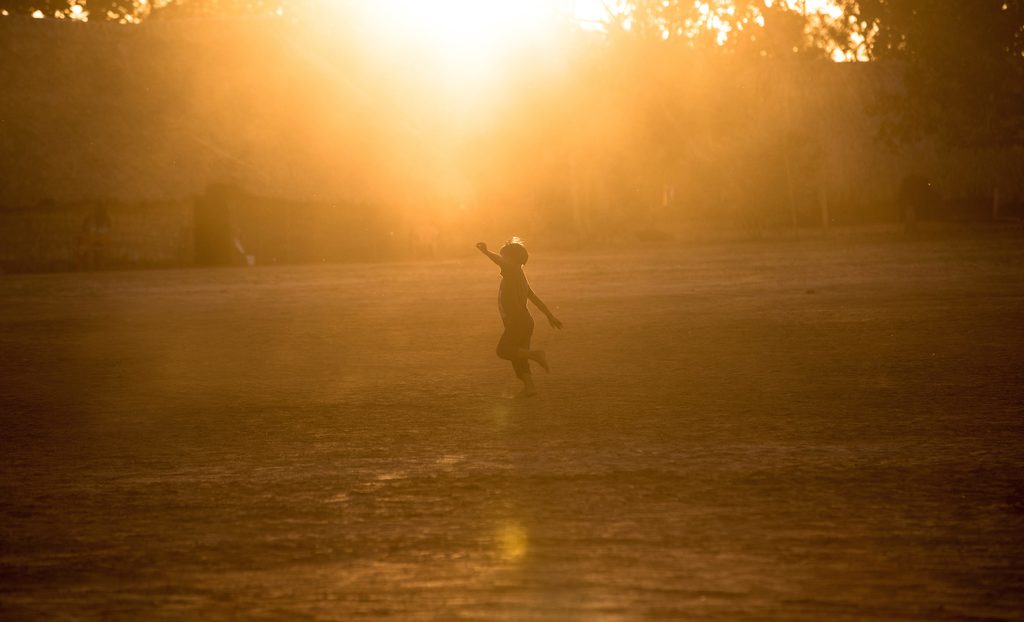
[76,202,112,270]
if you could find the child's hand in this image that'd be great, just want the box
[548,315,563,330]
[476,242,488,252]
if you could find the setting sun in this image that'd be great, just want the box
[347,0,562,78]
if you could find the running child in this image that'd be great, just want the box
[476,237,563,397]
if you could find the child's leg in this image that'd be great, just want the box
[514,326,535,396]
[499,345,536,397]
[508,348,548,373]
[497,320,542,395]
[496,331,525,365]
[497,330,531,374]
[516,373,537,397]
[527,349,549,373]
[511,355,531,379]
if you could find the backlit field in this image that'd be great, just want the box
[1,232,1023,620]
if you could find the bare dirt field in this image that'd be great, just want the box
[1,231,1023,621]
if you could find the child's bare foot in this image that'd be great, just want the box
[531,350,550,373]
[515,374,538,398]
[514,386,538,398]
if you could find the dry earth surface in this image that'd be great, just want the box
[1,231,1023,620]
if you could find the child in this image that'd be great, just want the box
[476,237,563,397]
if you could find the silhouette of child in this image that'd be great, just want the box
[477,237,562,397]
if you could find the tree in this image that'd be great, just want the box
[0,0,293,22]
[598,0,838,60]
[1,0,158,22]
[833,0,1024,147]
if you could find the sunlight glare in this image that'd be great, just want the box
[795,0,843,19]
[496,522,528,562]
[352,0,555,79]
[573,0,609,30]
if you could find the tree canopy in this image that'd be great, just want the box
[3,0,1022,147]
[834,0,1024,147]
[0,0,291,22]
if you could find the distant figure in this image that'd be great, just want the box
[477,237,563,397]
[77,203,112,270]
[898,174,937,230]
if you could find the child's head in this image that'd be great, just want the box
[499,236,529,266]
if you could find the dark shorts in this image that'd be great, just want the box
[496,315,534,378]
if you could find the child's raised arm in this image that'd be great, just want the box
[476,242,503,267]
[528,289,563,329]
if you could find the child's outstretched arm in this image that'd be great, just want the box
[528,289,563,329]
[476,242,503,267]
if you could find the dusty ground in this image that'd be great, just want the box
[1,231,1023,621]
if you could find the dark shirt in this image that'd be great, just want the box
[498,264,531,324]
